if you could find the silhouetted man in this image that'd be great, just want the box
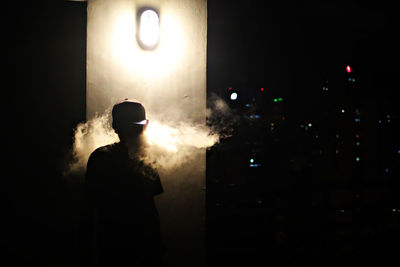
[83,100,164,266]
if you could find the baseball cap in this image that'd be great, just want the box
[112,99,147,125]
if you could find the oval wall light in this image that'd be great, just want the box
[137,8,160,50]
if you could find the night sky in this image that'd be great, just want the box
[3,1,400,266]
[207,0,400,100]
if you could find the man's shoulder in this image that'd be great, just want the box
[89,143,120,159]
[141,162,160,181]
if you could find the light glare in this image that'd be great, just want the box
[112,11,185,79]
[139,9,160,48]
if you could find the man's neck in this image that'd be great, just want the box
[122,136,144,159]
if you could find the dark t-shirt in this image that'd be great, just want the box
[84,142,164,265]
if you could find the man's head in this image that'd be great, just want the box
[112,100,149,142]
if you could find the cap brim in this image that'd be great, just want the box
[132,119,148,125]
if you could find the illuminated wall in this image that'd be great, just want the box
[87,0,207,266]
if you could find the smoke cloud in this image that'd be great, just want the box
[66,111,119,176]
[65,94,236,177]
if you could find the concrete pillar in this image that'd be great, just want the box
[87,0,207,265]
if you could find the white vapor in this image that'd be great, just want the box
[65,94,235,177]
[66,112,119,176]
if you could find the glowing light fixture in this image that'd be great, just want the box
[137,8,160,50]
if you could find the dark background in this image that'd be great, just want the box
[2,1,400,266]
[3,2,86,266]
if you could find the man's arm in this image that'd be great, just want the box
[79,150,103,266]
[144,165,164,196]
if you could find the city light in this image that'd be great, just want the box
[249,164,261,168]
[249,115,261,119]
[230,92,238,100]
